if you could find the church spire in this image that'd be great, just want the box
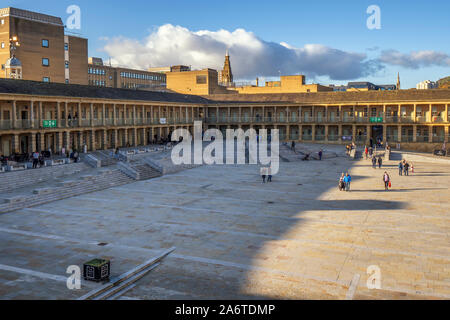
[220,50,233,86]
[397,72,400,90]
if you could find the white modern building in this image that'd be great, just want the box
[417,80,438,90]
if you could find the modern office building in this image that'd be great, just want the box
[0,7,88,85]
[88,57,166,91]
[0,78,449,157]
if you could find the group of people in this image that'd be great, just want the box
[31,151,46,169]
[372,156,383,169]
[339,172,352,191]
[345,142,356,155]
[398,159,413,176]
[261,167,273,183]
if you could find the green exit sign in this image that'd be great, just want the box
[370,117,383,123]
[43,120,57,128]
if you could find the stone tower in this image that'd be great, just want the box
[397,72,401,90]
[220,50,233,86]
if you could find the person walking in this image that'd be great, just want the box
[404,161,410,176]
[260,167,267,183]
[378,156,383,169]
[411,163,414,174]
[372,156,377,169]
[364,146,368,159]
[267,167,272,183]
[383,171,391,191]
[344,172,352,191]
[398,161,403,176]
[318,149,323,161]
[339,173,345,191]
[32,151,39,169]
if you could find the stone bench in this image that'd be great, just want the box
[81,175,96,181]
[33,188,55,195]
[52,159,66,166]
[58,180,78,187]
[4,196,27,204]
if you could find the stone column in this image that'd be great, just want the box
[39,101,43,128]
[30,133,36,153]
[367,125,372,144]
[57,102,61,128]
[65,102,69,128]
[311,124,316,142]
[338,125,342,142]
[445,104,449,123]
[413,104,417,123]
[102,104,106,126]
[133,105,137,125]
[427,104,432,123]
[77,103,82,127]
[124,129,128,146]
[382,104,386,123]
[12,101,17,129]
[413,125,417,143]
[102,130,107,149]
[428,126,433,143]
[133,128,138,146]
[90,130,96,151]
[56,132,63,153]
[113,104,117,126]
[445,126,449,142]
[78,131,84,151]
[39,132,45,152]
[325,125,329,142]
[65,131,70,150]
[30,101,35,129]
[12,134,19,153]
[352,125,356,142]
[286,125,290,140]
[339,105,343,122]
[383,124,387,143]
[112,129,118,148]
[397,125,402,143]
[90,103,94,127]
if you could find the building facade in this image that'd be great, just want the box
[235,75,333,94]
[166,68,230,95]
[1,79,449,157]
[0,7,88,85]
[417,80,438,90]
[88,57,166,91]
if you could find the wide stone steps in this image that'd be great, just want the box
[132,164,162,180]
[0,169,134,214]
[0,162,89,194]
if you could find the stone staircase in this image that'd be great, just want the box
[91,150,118,167]
[0,169,134,214]
[0,162,89,194]
[132,163,162,180]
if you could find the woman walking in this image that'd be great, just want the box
[383,171,391,191]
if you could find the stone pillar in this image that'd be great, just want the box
[445,126,449,142]
[30,133,36,153]
[338,125,343,142]
[102,130,107,149]
[124,129,128,146]
[102,104,106,126]
[56,131,63,153]
[90,103,94,127]
[382,104,386,123]
[57,102,61,128]
[39,132,45,152]
[298,125,302,141]
[132,128,137,146]
[65,131,70,150]
[338,105,343,122]
[286,125,290,140]
[352,125,356,142]
[30,101,35,129]
[39,101,43,128]
[90,130,96,151]
[78,131,84,152]
[413,125,417,143]
[428,126,433,143]
[77,103,82,127]
[413,104,417,122]
[397,125,402,143]
[112,129,118,148]
[113,104,117,125]
[65,102,69,128]
[325,125,329,142]
[142,128,146,145]
[133,105,137,125]
[427,104,432,123]
[12,134,19,153]
[311,124,316,142]
[445,104,449,123]
[12,101,17,129]
[367,125,372,144]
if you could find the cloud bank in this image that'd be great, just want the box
[101,24,383,81]
[379,50,450,69]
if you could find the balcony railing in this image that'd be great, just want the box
[432,136,445,143]
[302,134,313,141]
[416,136,429,142]
[0,120,12,130]
[401,135,414,142]
[315,135,326,141]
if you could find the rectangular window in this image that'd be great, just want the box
[43,77,50,83]
[42,58,50,66]
[42,39,49,48]
[65,61,69,69]
[1,42,4,49]
[64,43,69,51]
[65,79,69,84]
[1,19,4,25]
[196,75,207,84]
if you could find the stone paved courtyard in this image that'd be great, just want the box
[0,151,449,300]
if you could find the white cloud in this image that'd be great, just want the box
[101,24,382,81]
[379,50,450,69]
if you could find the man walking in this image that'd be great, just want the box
[344,172,352,191]
[383,171,391,191]
[32,151,39,169]
[404,161,410,176]
[398,161,403,176]
[318,149,323,161]
[372,156,377,169]
[378,156,383,169]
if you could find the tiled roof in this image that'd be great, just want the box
[205,89,450,105]
[0,79,210,104]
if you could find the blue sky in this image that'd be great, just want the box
[5,0,450,88]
